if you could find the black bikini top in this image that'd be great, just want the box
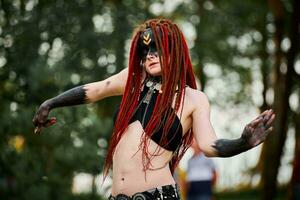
[113,79,183,152]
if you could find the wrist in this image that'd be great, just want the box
[42,99,53,110]
[241,130,254,149]
[238,136,252,151]
[213,137,251,157]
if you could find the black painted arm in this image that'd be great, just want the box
[212,109,275,157]
[212,137,250,157]
[44,85,88,110]
[32,85,88,134]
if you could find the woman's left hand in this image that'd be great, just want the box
[241,109,276,147]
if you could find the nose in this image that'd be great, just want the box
[146,51,158,60]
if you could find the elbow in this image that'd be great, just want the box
[200,146,218,158]
[203,151,217,158]
[84,84,104,102]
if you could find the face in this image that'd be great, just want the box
[142,50,162,76]
[140,28,162,76]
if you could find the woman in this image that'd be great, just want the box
[32,19,275,200]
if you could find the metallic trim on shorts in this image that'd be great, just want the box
[109,184,180,200]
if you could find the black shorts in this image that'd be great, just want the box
[108,184,181,200]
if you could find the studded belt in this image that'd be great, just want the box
[109,184,180,200]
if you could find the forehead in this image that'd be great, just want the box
[141,28,155,46]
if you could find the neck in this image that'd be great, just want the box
[148,75,162,83]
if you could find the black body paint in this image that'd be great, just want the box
[212,137,251,157]
[45,85,87,110]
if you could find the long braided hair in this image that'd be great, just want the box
[103,18,197,179]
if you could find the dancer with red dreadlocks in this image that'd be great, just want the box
[33,19,275,200]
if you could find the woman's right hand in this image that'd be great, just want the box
[32,101,57,134]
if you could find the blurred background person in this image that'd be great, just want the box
[186,139,217,200]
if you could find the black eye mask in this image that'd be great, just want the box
[139,28,158,59]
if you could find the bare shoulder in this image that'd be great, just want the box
[185,87,210,112]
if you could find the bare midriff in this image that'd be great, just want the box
[111,120,176,196]
[111,87,194,196]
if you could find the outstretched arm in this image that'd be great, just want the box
[32,67,128,134]
[191,90,275,157]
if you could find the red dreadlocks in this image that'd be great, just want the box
[103,18,197,179]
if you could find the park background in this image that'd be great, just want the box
[0,0,299,199]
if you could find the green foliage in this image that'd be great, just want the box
[0,0,150,199]
[0,0,289,199]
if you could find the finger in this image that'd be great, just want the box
[261,109,274,119]
[33,113,42,126]
[255,126,273,145]
[34,126,42,134]
[261,109,270,116]
[263,113,275,128]
[265,114,276,128]
[32,117,38,126]
[264,126,273,135]
[49,117,57,125]
[44,117,57,127]
[249,126,255,133]
[258,121,265,132]
[250,117,263,127]
[263,109,273,119]
[37,115,47,124]
[36,110,48,124]
[245,125,252,133]
[257,110,270,119]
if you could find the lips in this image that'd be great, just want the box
[149,62,158,67]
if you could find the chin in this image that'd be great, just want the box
[147,69,161,76]
[146,66,162,76]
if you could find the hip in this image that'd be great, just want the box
[109,184,181,200]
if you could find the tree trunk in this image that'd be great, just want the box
[260,0,292,199]
[289,111,300,199]
[287,0,300,198]
[255,10,270,180]
[194,0,207,90]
